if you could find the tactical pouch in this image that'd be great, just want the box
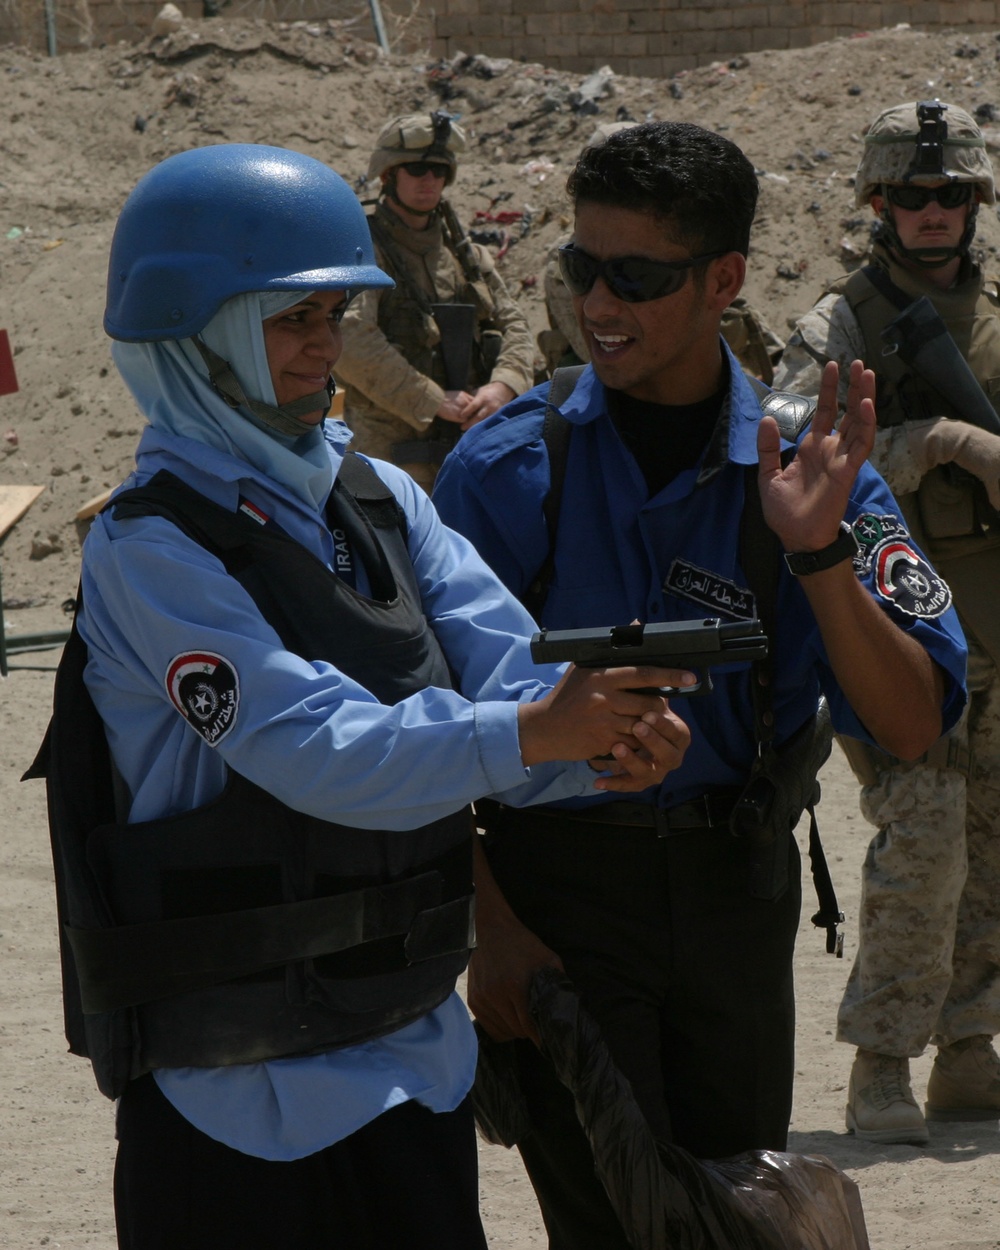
[479,328,503,375]
[916,465,978,540]
[730,705,833,901]
[837,727,972,783]
[835,734,883,788]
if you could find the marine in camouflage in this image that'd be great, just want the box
[777,99,1000,1065]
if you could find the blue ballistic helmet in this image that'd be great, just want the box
[105,144,392,342]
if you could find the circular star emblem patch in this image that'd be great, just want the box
[166,651,240,746]
[873,540,952,618]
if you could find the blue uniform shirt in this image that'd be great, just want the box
[433,349,968,811]
[79,417,598,1160]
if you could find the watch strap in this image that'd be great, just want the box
[784,522,859,577]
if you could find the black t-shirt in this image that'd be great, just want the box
[608,384,726,497]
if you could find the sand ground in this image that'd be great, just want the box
[3,656,999,1248]
[3,15,1000,1248]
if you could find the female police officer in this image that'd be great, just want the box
[36,145,689,1249]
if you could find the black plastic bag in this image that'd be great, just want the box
[471,968,870,1250]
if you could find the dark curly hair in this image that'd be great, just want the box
[566,121,759,257]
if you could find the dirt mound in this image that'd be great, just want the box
[4,17,1000,622]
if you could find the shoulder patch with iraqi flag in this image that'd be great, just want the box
[166,651,240,745]
[850,512,952,619]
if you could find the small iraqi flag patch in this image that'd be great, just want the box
[166,651,240,746]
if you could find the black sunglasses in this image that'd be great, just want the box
[885,183,973,211]
[557,243,727,303]
[398,161,449,179]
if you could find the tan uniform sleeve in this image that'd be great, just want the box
[544,247,589,362]
[476,247,535,397]
[774,292,926,497]
[334,288,445,432]
[772,292,859,405]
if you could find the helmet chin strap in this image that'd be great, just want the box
[878,186,979,270]
[192,337,333,438]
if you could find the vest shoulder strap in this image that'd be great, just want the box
[857,262,911,311]
[113,455,406,546]
[521,364,585,622]
[367,213,435,317]
[334,449,409,537]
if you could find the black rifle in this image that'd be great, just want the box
[530,618,768,696]
[430,302,476,391]
[880,295,1000,437]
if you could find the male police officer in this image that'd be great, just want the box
[537,124,784,383]
[775,100,1000,1145]
[434,121,967,1248]
[334,111,534,491]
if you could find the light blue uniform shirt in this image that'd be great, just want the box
[79,418,597,1160]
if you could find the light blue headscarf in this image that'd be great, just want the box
[112,290,335,511]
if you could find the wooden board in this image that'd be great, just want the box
[76,487,115,522]
[0,484,45,541]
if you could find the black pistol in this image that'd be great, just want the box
[530,618,768,696]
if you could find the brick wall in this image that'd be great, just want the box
[432,0,1000,77]
[3,0,999,64]
[0,0,407,53]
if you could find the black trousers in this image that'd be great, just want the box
[485,814,801,1250]
[114,1073,488,1250]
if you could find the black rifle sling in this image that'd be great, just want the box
[860,262,913,312]
[531,368,843,953]
[439,199,486,288]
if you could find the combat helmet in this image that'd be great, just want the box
[367,111,467,188]
[106,144,391,343]
[105,144,392,436]
[855,100,995,266]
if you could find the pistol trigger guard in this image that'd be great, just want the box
[674,670,710,697]
[637,673,707,698]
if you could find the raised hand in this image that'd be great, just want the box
[758,358,876,553]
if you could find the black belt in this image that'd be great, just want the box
[475,792,742,839]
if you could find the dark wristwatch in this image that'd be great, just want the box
[784,522,860,577]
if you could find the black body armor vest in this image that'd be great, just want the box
[28,453,475,1098]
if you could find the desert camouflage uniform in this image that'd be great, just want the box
[335,202,533,492]
[775,273,1000,1056]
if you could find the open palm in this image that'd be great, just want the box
[758,359,876,553]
